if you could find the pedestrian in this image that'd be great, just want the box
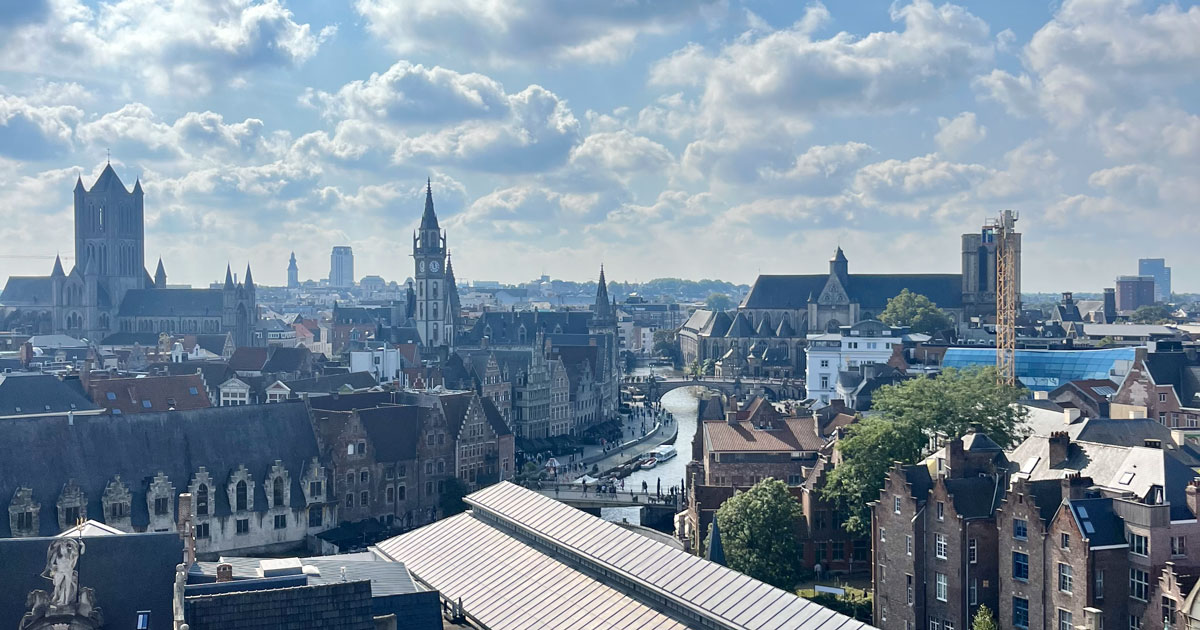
[642,480,648,494]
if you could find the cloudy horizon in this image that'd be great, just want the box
[1,0,1196,291]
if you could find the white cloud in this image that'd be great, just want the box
[569,131,673,174]
[303,61,510,125]
[0,93,83,158]
[853,153,993,202]
[971,70,1038,118]
[1087,163,1162,204]
[354,0,718,65]
[1096,105,1200,161]
[934,112,987,156]
[0,0,334,94]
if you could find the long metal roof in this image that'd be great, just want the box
[376,481,874,630]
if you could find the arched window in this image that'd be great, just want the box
[236,480,247,511]
[196,484,209,516]
[432,282,438,299]
[273,477,285,507]
[432,302,438,319]
[432,323,439,343]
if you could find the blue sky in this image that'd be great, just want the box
[0,0,1197,291]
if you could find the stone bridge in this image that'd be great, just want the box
[624,377,805,402]
[534,484,681,511]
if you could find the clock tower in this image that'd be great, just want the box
[413,179,453,347]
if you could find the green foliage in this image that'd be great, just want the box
[702,358,715,375]
[652,328,680,362]
[439,478,471,517]
[820,367,1028,535]
[705,292,734,312]
[712,479,803,589]
[806,591,872,623]
[1132,304,1173,324]
[687,360,702,378]
[972,605,998,630]
[1095,336,1117,348]
[879,289,953,335]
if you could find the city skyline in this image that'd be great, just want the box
[1,0,1197,290]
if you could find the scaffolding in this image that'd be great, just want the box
[984,210,1019,386]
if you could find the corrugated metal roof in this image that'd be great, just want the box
[377,482,873,630]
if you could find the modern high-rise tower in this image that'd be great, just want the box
[329,246,354,288]
[1138,258,1170,302]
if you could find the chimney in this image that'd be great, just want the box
[945,437,966,476]
[177,492,196,566]
[1061,473,1091,501]
[1034,391,1049,400]
[1048,432,1070,468]
[1188,479,1200,519]
[216,563,234,583]
[1063,408,1081,425]
[726,409,738,426]
[81,358,93,392]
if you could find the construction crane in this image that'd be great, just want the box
[984,210,1019,386]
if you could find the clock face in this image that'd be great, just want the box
[430,260,441,273]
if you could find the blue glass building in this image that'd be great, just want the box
[941,347,1138,391]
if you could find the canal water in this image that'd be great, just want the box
[603,374,707,526]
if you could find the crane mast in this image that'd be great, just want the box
[985,210,1019,386]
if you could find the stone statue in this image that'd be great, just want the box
[42,538,84,608]
[173,563,187,629]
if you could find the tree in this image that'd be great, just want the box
[711,478,803,589]
[972,605,997,630]
[879,289,952,335]
[439,478,471,517]
[1132,304,1173,324]
[652,328,680,363]
[702,358,715,375]
[706,292,734,312]
[820,367,1027,535]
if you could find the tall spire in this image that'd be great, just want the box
[154,257,166,288]
[420,177,439,230]
[224,264,234,290]
[592,265,613,323]
[244,263,254,289]
[51,254,65,278]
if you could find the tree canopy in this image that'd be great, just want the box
[820,367,1027,535]
[1131,304,1173,324]
[705,292,734,312]
[879,289,952,335]
[711,478,803,589]
[972,605,998,630]
[439,478,471,517]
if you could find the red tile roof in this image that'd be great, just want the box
[88,374,212,414]
[703,416,825,453]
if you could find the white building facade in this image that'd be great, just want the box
[805,319,907,407]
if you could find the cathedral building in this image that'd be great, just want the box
[0,164,256,346]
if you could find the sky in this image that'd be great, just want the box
[0,0,1197,291]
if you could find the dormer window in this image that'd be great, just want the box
[196,484,209,516]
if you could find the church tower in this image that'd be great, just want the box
[413,180,452,347]
[287,252,299,289]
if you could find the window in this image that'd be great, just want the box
[1013,518,1028,540]
[437,461,445,474]
[1096,569,1105,597]
[1130,615,1142,630]
[273,477,285,507]
[385,467,395,480]
[1172,535,1187,556]
[195,522,210,539]
[937,501,945,520]
[936,573,948,601]
[106,391,116,401]
[425,461,433,474]
[16,511,33,531]
[879,528,886,542]
[425,481,433,497]
[136,611,150,630]
[274,514,287,529]
[346,472,354,486]
[386,486,395,503]
[189,387,199,395]
[1061,532,1070,549]
[308,506,323,527]
[832,542,844,561]
[1160,393,1168,402]
[398,465,406,478]
[1059,609,1074,630]
[906,574,914,605]
[1131,568,1149,601]
[154,497,170,516]
[820,359,829,368]
[1013,551,1030,581]
[360,470,370,484]
[968,538,977,563]
[356,441,365,455]
[820,375,829,389]
[345,493,353,508]
[1164,597,1178,628]
[936,533,948,559]
[969,578,978,605]
[360,491,369,506]
[236,480,248,511]
[236,518,249,535]
[944,621,954,630]
[347,444,354,455]
[906,535,913,556]
[196,484,209,516]
[1013,597,1030,629]
[1129,532,1149,556]
[930,621,941,630]
[1059,563,1073,593]
[893,495,902,514]
[397,485,406,501]
[309,481,322,498]
[142,400,152,408]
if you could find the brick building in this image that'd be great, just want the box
[1111,341,1200,428]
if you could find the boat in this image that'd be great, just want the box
[640,458,658,469]
[650,445,677,462]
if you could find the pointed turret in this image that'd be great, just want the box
[74,176,85,194]
[83,249,97,276]
[830,246,848,284]
[592,266,612,321]
[93,162,128,193]
[133,178,144,196]
[420,178,439,230]
[244,264,254,289]
[224,264,234,290]
[51,255,65,278]
[154,258,166,288]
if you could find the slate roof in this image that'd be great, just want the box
[1144,349,1200,409]
[945,476,1006,518]
[116,288,225,317]
[88,374,212,414]
[357,406,424,461]
[98,332,161,346]
[725,312,755,338]
[775,318,796,337]
[229,346,269,371]
[962,431,1003,452]
[463,311,593,345]
[700,311,732,337]
[682,309,713,332]
[1067,498,1127,547]
[0,276,53,306]
[284,371,378,394]
[742,273,963,310]
[306,391,397,411]
[185,580,374,630]
[703,417,825,453]
[262,346,311,374]
[438,391,474,439]
[0,374,99,417]
[480,397,512,437]
[0,401,323,537]
[156,361,233,391]
[903,465,934,500]
[193,334,230,356]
